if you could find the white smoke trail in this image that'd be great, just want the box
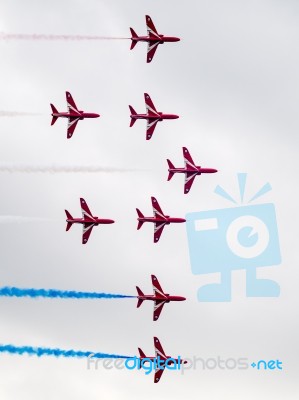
[0,111,41,117]
[0,216,53,223]
[0,165,136,173]
[0,33,129,41]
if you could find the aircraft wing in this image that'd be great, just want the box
[146,119,159,140]
[154,366,165,383]
[144,93,158,115]
[145,15,160,39]
[82,223,95,244]
[147,41,160,63]
[153,300,166,321]
[153,337,167,382]
[154,337,167,359]
[151,197,165,219]
[67,117,80,139]
[145,15,161,63]
[184,172,198,194]
[66,91,80,114]
[152,275,166,297]
[154,222,166,243]
[183,147,197,170]
[80,198,94,221]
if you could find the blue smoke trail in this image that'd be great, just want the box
[0,287,135,299]
[0,344,129,359]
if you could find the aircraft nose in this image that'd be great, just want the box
[94,113,100,118]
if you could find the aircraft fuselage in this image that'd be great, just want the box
[134,36,180,43]
[139,356,186,366]
[130,113,179,121]
[138,216,186,224]
[66,218,114,225]
[51,111,100,119]
[169,167,218,175]
[137,294,186,302]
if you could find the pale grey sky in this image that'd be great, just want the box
[0,1,298,399]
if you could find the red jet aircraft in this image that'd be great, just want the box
[136,197,185,243]
[50,91,100,139]
[129,93,179,140]
[167,147,218,194]
[136,275,186,321]
[65,198,114,244]
[138,337,187,383]
[130,15,180,63]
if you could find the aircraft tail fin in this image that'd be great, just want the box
[66,222,73,231]
[136,286,144,307]
[51,115,58,126]
[129,106,137,127]
[136,209,144,230]
[137,220,144,230]
[50,104,58,125]
[65,210,73,231]
[137,299,144,308]
[138,347,146,358]
[130,28,138,50]
[167,159,175,181]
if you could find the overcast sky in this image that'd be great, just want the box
[0,1,298,399]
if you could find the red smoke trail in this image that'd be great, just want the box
[0,33,129,41]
